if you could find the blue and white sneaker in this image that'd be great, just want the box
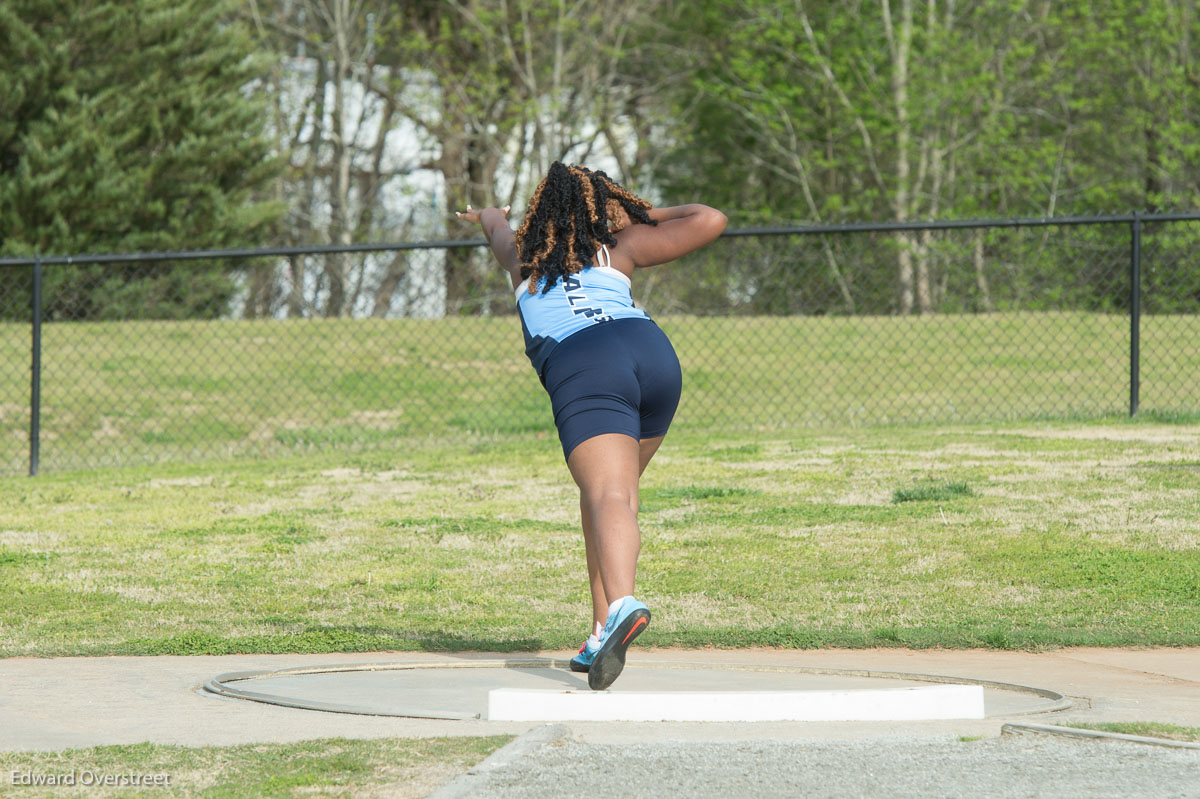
[569,639,599,673]
[588,598,651,691]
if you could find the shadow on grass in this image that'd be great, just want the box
[73,621,1200,659]
[110,626,547,657]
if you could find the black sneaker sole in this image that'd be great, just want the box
[569,658,590,673]
[587,608,650,691]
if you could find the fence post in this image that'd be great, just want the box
[30,254,42,476]
[1129,213,1141,417]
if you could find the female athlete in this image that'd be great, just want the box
[457,162,726,689]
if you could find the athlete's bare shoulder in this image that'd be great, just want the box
[605,234,638,279]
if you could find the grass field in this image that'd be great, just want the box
[2,422,1197,657]
[2,312,1198,474]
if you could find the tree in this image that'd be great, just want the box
[243,0,404,318]
[390,0,670,314]
[245,0,669,317]
[0,0,283,320]
[655,0,1200,315]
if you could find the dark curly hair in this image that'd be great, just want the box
[515,162,657,294]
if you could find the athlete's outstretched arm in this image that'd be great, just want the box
[456,204,523,288]
[619,204,727,269]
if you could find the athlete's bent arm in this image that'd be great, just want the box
[620,204,727,269]
[457,204,523,288]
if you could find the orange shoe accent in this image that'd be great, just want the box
[620,616,647,645]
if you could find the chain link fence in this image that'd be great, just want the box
[2,214,1198,476]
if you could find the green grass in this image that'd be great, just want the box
[1,422,1198,657]
[0,735,512,798]
[1062,722,1200,743]
[892,481,973,503]
[2,312,1199,474]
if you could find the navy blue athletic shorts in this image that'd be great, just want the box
[539,317,682,460]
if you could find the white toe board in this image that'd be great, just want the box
[488,684,986,722]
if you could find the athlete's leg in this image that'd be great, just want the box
[579,494,607,630]
[578,433,666,627]
[638,434,666,476]
[568,433,641,604]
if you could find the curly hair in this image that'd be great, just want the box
[515,162,657,294]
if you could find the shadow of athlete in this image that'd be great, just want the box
[458,162,726,689]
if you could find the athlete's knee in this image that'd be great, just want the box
[581,483,637,516]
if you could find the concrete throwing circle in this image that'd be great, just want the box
[203,658,1069,722]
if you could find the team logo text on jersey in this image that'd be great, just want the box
[562,275,614,323]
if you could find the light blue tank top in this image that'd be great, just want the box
[515,245,649,374]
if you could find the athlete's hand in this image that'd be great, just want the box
[456,204,509,226]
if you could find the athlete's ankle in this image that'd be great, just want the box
[606,594,635,619]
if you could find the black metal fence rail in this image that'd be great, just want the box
[4,210,1200,267]
[0,238,486,267]
[3,211,1199,476]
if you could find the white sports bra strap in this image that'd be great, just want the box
[598,244,611,269]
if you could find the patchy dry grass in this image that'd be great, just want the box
[1061,722,1200,743]
[0,422,1197,656]
[0,735,512,798]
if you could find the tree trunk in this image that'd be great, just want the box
[287,254,306,318]
[885,0,916,313]
[1144,124,1161,212]
[897,240,915,314]
[440,130,480,315]
[324,0,352,317]
[243,263,277,318]
[916,229,933,312]
[371,251,406,318]
[973,229,993,312]
[288,51,326,319]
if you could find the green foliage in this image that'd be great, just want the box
[652,0,1200,315]
[664,0,1200,222]
[0,0,284,319]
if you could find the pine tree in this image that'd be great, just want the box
[0,0,284,319]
